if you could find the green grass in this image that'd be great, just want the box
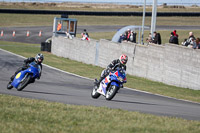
[0,94,200,133]
[0,41,200,103]
[1,13,200,27]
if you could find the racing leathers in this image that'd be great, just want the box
[95,59,126,86]
[10,57,42,82]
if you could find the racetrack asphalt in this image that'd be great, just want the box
[1,25,200,44]
[0,49,200,121]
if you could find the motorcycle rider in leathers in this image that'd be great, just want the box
[8,53,44,85]
[95,54,128,86]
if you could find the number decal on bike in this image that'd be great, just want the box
[16,72,21,79]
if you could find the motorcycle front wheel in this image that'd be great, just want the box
[91,86,101,99]
[105,85,119,101]
[7,82,13,90]
[17,74,31,91]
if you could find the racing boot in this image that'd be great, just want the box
[9,75,15,83]
[94,79,99,87]
[7,75,15,90]
[95,76,105,87]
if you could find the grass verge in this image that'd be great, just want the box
[0,94,200,133]
[0,41,200,103]
[1,13,200,27]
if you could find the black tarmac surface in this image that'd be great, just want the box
[0,49,200,121]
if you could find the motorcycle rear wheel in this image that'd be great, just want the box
[17,74,31,91]
[91,86,101,99]
[105,85,119,101]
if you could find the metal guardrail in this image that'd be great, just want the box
[0,9,200,16]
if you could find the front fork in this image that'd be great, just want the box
[20,73,29,83]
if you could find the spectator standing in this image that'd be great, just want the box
[152,32,158,44]
[152,31,162,44]
[173,30,179,38]
[169,32,179,44]
[129,31,137,43]
[182,32,196,47]
[193,38,200,49]
[157,33,162,44]
[123,32,128,42]
[118,34,125,43]
[197,38,200,49]
[83,29,89,37]
[146,33,152,43]
[126,29,131,42]
[57,21,62,31]
[188,32,196,42]
[81,29,90,41]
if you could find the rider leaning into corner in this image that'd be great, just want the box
[8,53,44,84]
[94,54,128,87]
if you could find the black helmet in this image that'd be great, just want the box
[35,53,44,63]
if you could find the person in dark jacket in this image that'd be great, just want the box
[152,31,158,44]
[94,54,128,86]
[169,32,179,44]
[152,31,162,45]
[9,53,44,84]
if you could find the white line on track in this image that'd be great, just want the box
[1,48,199,105]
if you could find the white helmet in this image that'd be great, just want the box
[119,54,128,65]
[35,53,44,63]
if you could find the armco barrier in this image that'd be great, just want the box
[52,36,200,90]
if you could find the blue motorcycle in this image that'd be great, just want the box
[7,62,41,91]
[91,67,127,100]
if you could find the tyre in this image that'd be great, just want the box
[105,85,119,101]
[7,82,13,90]
[17,74,31,91]
[91,86,101,99]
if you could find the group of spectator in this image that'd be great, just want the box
[168,30,200,49]
[118,29,137,43]
[169,30,179,45]
[59,22,200,49]
[146,31,162,45]
[181,31,200,49]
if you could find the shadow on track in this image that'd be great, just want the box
[22,90,75,97]
[112,99,161,106]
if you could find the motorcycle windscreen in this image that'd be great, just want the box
[29,62,41,78]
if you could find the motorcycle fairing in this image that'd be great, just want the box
[97,76,110,96]
[11,63,40,88]
[11,70,29,88]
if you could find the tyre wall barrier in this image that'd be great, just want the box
[52,36,200,90]
[41,42,51,52]
[1,9,200,16]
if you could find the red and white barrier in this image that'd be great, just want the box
[1,30,3,37]
[39,30,42,37]
[26,30,30,37]
[13,31,16,37]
